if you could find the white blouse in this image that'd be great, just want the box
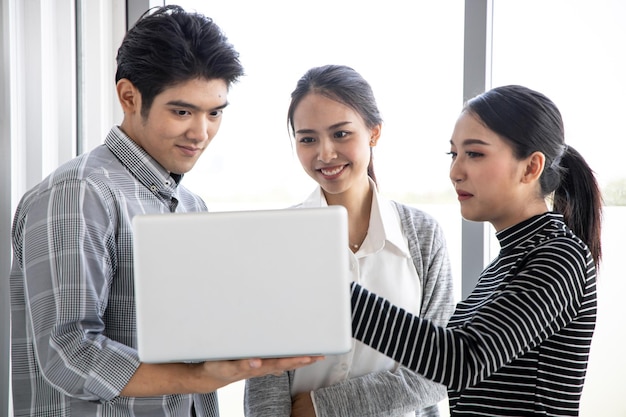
[290,181,422,399]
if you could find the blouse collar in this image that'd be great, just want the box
[298,179,409,257]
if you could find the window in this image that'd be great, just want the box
[5,1,619,415]
[170,1,465,415]
[491,1,626,415]
[169,2,625,416]
[175,2,464,215]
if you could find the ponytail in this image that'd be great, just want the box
[465,85,602,266]
[552,145,603,266]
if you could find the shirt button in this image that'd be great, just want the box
[165,181,170,186]
[150,185,157,191]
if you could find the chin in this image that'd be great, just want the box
[459,208,482,223]
[172,164,196,175]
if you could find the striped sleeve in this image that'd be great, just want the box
[351,236,592,392]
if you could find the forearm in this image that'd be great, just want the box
[312,367,446,417]
[121,362,205,396]
[351,246,587,392]
[351,282,437,375]
[244,372,292,417]
[123,357,319,398]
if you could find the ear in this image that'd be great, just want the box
[369,124,382,147]
[116,78,141,115]
[521,151,545,183]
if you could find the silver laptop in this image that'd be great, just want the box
[132,206,352,363]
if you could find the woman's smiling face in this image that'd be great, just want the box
[293,93,379,199]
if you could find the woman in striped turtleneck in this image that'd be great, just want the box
[351,85,602,417]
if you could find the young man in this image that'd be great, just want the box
[9,6,319,416]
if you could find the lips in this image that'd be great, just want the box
[177,144,202,157]
[456,189,474,201]
[318,165,347,178]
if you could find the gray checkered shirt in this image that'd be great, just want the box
[9,126,217,416]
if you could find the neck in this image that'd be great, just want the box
[492,200,550,232]
[323,179,373,252]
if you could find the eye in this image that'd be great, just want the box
[333,131,349,139]
[298,136,315,144]
[209,109,223,118]
[446,151,457,159]
[466,151,484,158]
[174,109,191,117]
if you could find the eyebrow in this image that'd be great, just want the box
[165,100,229,112]
[295,121,352,135]
[449,138,491,146]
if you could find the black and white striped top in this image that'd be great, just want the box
[351,212,597,416]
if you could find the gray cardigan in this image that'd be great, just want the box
[244,202,455,417]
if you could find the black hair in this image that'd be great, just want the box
[287,65,383,185]
[115,5,244,117]
[465,85,603,265]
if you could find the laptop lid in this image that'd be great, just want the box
[132,206,352,363]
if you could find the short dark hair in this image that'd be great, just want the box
[287,65,383,185]
[115,5,244,117]
[465,85,603,265]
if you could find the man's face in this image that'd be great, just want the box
[119,77,229,174]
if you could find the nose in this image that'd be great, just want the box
[449,156,464,184]
[188,115,213,143]
[317,138,337,163]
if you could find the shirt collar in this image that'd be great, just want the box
[299,179,409,257]
[374,189,408,256]
[105,126,181,199]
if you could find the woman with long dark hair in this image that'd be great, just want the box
[351,85,602,416]
[245,65,455,417]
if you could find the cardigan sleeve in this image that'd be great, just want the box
[244,372,292,417]
[311,367,444,417]
[391,202,456,326]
